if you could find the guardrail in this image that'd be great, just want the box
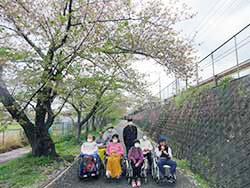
[157,23,250,101]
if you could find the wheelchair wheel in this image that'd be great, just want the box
[151,166,157,180]
[104,175,110,183]
[93,174,99,180]
[78,157,83,180]
[127,177,132,185]
[156,178,160,184]
[155,167,161,184]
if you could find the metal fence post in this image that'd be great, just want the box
[234,36,240,78]
[159,73,162,103]
[196,62,199,85]
[211,53,216,85]
[167,85,169,99]
[175,77,178,95]
[2,130,5,147]
[185,77,188,89]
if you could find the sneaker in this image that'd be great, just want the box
[136,179,141,187]
[172,174,177,180]
[106,171,110,178]
[169,174,176,180]
[132,180,137,188]
[167,178,175,183]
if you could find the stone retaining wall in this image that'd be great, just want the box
[132,75,250,188]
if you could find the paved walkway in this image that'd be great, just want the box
[0,147,30,164]
[50,121,199,188]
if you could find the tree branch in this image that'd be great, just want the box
[72,17,142,26]
[52,88,76,119]
[52,0,73,52]
[0,64,35,141]
[9,18,45,59]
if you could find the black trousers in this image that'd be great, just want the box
[144,152,152,170]
[131,161,142,179]
[125,143,133,154]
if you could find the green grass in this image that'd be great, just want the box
[0,154,60,188]
[53,134,80,157]
[0,134,80,188]
[175,159,209,188]
[0,124,21,131]
[194,174,210,188]
[0,122,114,188]
[7,124,21,130]
[174,83,214,109]
[176,159,190,169]
[174,76,233,109]
[111,119,120,126]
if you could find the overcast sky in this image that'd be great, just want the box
[134,0,250,96]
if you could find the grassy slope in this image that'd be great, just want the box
[175,159,209,188]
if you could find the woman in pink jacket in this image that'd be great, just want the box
[106,134,124,178]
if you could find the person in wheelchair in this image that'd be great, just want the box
[128,140,144,187]
[96,131,105,146]
[103,125,119,145]
[155,137,177,181]
[96,131,106,162]
[105,134,124,179]
[79,134,99,178]
[139,134,153,174]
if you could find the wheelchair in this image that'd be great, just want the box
[78,154,101,180]
[103,153,127,182]
[151,152,176,184]
[126,158,149,185]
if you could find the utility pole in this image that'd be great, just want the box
[159,71,162,103]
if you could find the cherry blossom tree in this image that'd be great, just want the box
[0,0,195,156]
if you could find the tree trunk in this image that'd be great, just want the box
[0,65,56,157]
[31,126,57,157]
[76,111,82,143]
[85,121,89,140]
[92,114,96,132]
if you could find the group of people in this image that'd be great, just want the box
[80,118,177,187]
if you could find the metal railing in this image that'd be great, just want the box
[158,23,250,101]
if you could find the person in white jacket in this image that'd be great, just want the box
[155,137,177,180]
[79,134,99,175]
[139,135,153,173]
[81,134,98,155]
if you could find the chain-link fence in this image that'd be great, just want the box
[158,23,250,101]
[50,121,74,137]
[0,121,75,153]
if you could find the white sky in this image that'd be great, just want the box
[133,0,250,96]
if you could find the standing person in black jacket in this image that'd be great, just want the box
[123,118,138,154]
